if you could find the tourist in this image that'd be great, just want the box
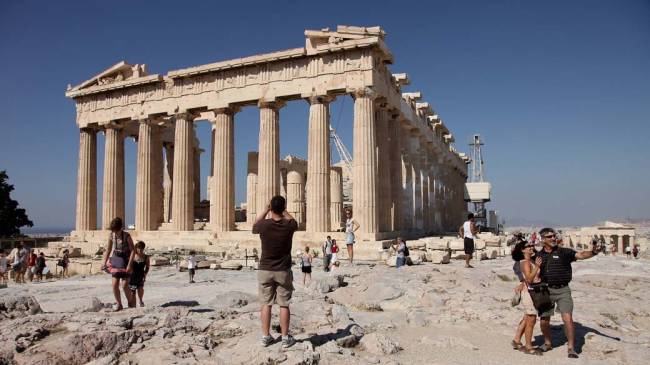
[57,249,70,278]
[252,196,298,348]
[128,241,150,307]
[27,248,37,282]
[330,260,341,273]
[35,252,47,282]
[458,213,479,268]
[392,237,407,268]
[0,250,8,285]
[344,209,360,264]
[187,250,197,284]
[300,247,313,285]
[537,227,599,359]
[101,217,136,311]
[519,241,543,355]
[510,237,527,350]
[330,239,339,270]
[322,236,333,272]
[632,245,639,259]
[625,245,632,259]
[10,243,28,284]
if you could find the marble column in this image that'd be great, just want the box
[75,128,97,231]
[306,95,332,232]
[163,143,174,223]
[400,124,413,231]
[246,152,258,225]
[287,169,305,228]
[421,142,431,233]
[135,120,157,231]
[352,89,378,234]
[375,107,392,232]
[193,144,201,205]
[330,166,343,231]
[211,108,236,232]
[409,131,423,230]
[388,113,403,232]
[153,126,164,228]
[171,113,195,231]
[257,101,282,213]
[102,124,125,229]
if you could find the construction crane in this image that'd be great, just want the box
[464,134,491,229]
[330,125,353,204]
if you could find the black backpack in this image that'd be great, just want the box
[403,244,410,257]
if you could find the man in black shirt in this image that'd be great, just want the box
[253,195,298,349]
[537,227,599,359]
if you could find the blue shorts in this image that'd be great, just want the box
[346,232,355,245]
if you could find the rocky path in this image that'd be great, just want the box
[1,255,649,364]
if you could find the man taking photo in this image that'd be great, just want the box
[253,195,298,349]
[537,227,599,359]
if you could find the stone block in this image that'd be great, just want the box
[426,251,450,264]
[149,256,170,266]
[220,260,243,270]
[426,239,449,251]
[209,263,220,270]
[449,239,464,251]
[197,259,217,269]
[385,256,397,267]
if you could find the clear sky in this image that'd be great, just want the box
[1,0,648,230]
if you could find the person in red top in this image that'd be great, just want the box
[27,249,37,282]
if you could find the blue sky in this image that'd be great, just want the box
[1,0,648,230]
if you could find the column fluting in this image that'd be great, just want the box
[102,125,125,229]
[135,120,156,231]
[352,89,378,234]
[306,96,332,232]
[75,128,97,231]
[171,113,195,230]
[257,101,282,212]
[211,108,236,232]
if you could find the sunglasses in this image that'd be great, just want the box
[544,235,556,239]
[525,245,535,248]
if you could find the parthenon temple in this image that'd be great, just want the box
[65,25,470,253]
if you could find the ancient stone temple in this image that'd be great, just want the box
[65,25,469,253]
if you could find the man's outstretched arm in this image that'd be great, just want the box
[576,243,599,260]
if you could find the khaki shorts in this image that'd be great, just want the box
[521,289,538,316]
[539,285,574,318]
[258,269,294,307]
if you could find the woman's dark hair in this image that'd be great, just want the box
[135,241,145,250]
[511,240,528,261]
[189,250,196,255]
[109,217,123,231]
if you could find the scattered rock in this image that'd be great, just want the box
[360,333,402,355]
[0,295,42,319]
[220,260,243,270]
[426,251,451,264]
[149,256,170,266]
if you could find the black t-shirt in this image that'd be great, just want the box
[538,246,577,286]
[253,218,298,271]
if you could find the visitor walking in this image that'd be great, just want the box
[102,217,136,311]
[322,236,333,272]
[392,237,407,268]
[537,227,599,359]
[625,245,632,259]
[57,249,70,278]
[27,249,37,282]
[330,240,339,270]
[510,236,527,351]
[253,196,298,349]
[187,251,197,284]
[520,241,543,355]
[0,250,8,286]
[632,245,639,259]
[10,243,28,284]
[128,241,150,307]
[344,209,360,264]
[300,247,312,285]
[35,252,47,282]
[458,213,479,268]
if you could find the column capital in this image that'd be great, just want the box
[211,106,240,117]
[80,126,98,134]
[350,87,379,100]
[305,94,335,105]
[173,111,197,121]
[257,99,286,110]
[103,121,125,130]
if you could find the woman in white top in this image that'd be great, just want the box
[520,242,543,355]
[344,209,360,264]
[300,247,313,285]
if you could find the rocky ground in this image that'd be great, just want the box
[1,254,649,365]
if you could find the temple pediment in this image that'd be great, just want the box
[68,61,149,91]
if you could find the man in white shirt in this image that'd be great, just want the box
[458,213,479,268]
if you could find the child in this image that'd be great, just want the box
[187,250,197,284]
[35,252,47,282]
[0,250,8,285]
[300,247,313,285]
[128,241,150,307]
[330,240,339,271]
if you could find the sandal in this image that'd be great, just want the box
[539,343,552,352]
[567,349,579,358]
[520,347,543,356]
[112,304,123,312]
[511,340,523,350]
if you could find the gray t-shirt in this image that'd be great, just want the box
[397,243,406,258]
[324,240,333,255]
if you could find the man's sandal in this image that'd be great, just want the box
[538,343,552,352]
[511,340,523,350]
[520,347,543,356]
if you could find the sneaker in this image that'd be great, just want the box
[260,335,274,347]
[281,335,296,349]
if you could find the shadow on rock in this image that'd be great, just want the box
[160,300,200,308]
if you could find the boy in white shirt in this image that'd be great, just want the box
[187,251,197,284]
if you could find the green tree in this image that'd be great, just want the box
[0,170,33,237]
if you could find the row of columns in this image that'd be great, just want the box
[75,90,466,235]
